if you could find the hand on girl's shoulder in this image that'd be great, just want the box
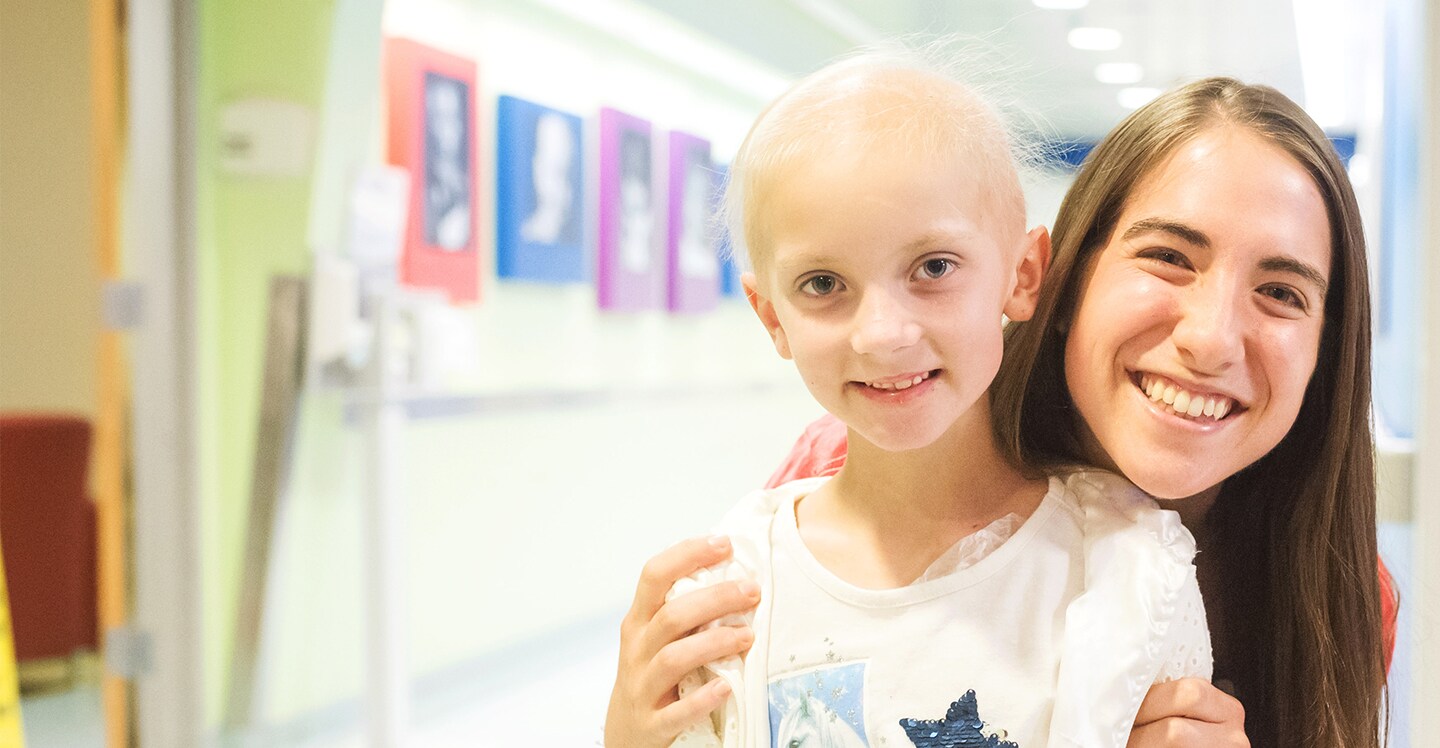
[605,536,759,748]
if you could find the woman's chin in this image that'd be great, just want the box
[1118,464,1222,501]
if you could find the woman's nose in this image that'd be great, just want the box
[1172,283,1244,375]
[850,289,922,355]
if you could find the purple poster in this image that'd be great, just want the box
[666,131,721,313]
[598,108,661,311]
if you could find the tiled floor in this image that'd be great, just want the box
[19,526,1418,747]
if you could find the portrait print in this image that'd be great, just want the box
[597,108,662,311]
[495,95,585,283]
[423,72,472,252]
[383,37,479,303]
[665,131,720,313]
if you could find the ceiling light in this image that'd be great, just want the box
[1095,62,1144,85]
[1068,27,1122,51]
[1033,0,1088,8]
[1118,87,1162,109]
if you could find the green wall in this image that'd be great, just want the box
[197,0,336,726]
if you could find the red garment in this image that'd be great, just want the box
[766,413,1399,673]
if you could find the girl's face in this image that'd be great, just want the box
[747,144,1044,453]
[1064,126,1333,499]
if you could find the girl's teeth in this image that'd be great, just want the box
[867,372,930,391]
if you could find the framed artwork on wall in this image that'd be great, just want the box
[383,37,480,304]
[495,95,586,283]
[665,131,720,313]
[597,108,661,311]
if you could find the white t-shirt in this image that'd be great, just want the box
[763,479,1079,748]
[666,470,1211,748]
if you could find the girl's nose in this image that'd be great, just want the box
[850,289,922,355]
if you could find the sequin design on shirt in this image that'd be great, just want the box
[769,662,869,747]
[898,691,1017,748]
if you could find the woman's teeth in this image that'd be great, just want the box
[1140,374,1234,421]
[866,371,932,391]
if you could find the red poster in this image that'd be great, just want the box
[383,37,480,304]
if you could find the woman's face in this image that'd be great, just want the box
[1064,126,1333,499]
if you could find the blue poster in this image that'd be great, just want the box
[495,95,586,283]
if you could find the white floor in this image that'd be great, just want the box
[20,525,1417,747]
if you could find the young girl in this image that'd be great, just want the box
[605,48,1211,748]
[766,78,1396,747]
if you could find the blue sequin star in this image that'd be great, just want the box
[898,690,1018,748]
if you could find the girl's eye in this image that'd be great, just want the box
[799,274,841,296]
[1259,284,1306,311]
[916,257,954,280]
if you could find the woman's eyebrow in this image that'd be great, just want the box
[1122,217,1210,247]
[1260,256,1329,295]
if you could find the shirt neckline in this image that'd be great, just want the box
[771,475,1065,608]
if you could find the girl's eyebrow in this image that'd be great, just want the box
[900,228,980,255]
[1122,217,1210,248]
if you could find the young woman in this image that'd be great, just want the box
[612,78,1395,747]
[989,77,1392,747]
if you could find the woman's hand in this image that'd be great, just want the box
[1128,678,1248,747]
[604,535,761,748]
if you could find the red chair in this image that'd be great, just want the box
[0,414,99,671]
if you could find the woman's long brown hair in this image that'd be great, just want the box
[991,78,1389,746]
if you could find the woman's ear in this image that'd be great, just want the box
[1002,226,1052,322]
[742,272,791,359]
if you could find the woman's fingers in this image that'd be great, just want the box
[629,535,734,622]
[651,676,733,739]
[1134,678,1245,726]
[1128,719,1249,748]
[1129,679,1248,748]
[642,625,755,701]
[641,579,761,657]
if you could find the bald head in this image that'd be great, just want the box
[724,50,1028,274]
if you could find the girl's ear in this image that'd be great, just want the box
[1003,226,1051,322]
[742,272,791,359]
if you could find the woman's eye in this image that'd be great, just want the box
[1259,284,1306,310]
[917,257,954,280]
[1140,248,1191,268]
[799,274,840,296]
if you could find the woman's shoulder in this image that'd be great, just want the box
[765,413,848,488]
